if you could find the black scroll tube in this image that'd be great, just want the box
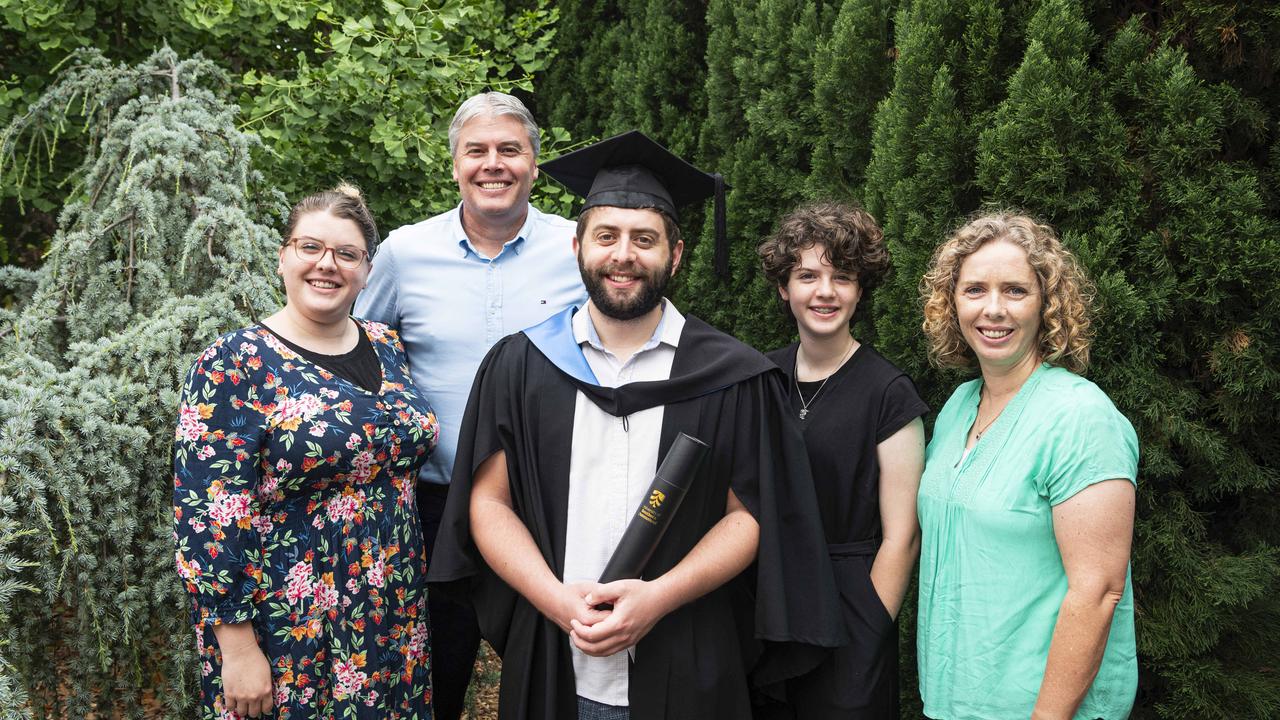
[597,433,710,587]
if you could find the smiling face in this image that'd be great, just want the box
[573,206,684,321]
[451,113,537,225]
[278,210,369,326]
[954,238,1043,377]
[779,244,862,342]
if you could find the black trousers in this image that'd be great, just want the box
[420,482,483,720]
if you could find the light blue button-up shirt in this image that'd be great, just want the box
[355,203,588,484]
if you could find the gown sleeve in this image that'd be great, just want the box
[172,336,267,627]
[737,369,850,692]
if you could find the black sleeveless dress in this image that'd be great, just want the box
[759,342,929,719]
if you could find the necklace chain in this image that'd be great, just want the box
[795,340,855,420]
[955,375,1033,467]
[973,411,999,441]
[972,385,1009,441]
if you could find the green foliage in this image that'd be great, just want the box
[536,0,706,196]
[0,47,285,718]
[1,0,1276,716]
[0,499,37,718]
[864,0,1000,408]
[0,0,570,707]
[680,0,842,351]
[1094,20,1280,719]
[809,0,896,198]
[0,0,576,272]
[0,0,331,267]
[599,0,707,158]
[240,0,573,231]
[869,1,1280,715]
[535,0,710,295]
[536,0,623,141]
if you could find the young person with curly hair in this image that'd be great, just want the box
[754,201,928,719]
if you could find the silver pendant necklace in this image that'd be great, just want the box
[795,340,855,420]
[796,376,828,420]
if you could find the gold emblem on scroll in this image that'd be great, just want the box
[648,489,666,509]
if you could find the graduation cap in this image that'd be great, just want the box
[540,130,732,279]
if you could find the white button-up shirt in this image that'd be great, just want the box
[564,299,685,707]
[354,203,587,485]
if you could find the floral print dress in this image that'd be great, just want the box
[174,320,438,720]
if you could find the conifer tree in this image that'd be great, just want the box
[977,8,1280,715]
[0,0,326,263]
[0,48,285,717]
[532,0,1280,715]
[863,0,1007,401]
[2,0,568,270]
[808,0,898,199]
[679,0,833,350]
[867,1,1280,715]
[601,0,707,157]
[538,0,705,156]
[533,0,709,267]
[536,0,624,139]
[1103,20,1280,720]
[0,496,35,718]
[857,5,1014,711]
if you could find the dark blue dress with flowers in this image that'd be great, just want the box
[173,320,437,719]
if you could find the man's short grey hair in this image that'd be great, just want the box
[448,92,541,158]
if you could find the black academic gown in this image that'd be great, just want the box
[426,308,847,720]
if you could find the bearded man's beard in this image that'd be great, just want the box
[578,251,674,321]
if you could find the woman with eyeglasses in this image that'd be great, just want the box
[173,185,439,719]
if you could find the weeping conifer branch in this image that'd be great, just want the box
[0,47,286,718]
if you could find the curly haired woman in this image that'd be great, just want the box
[916,213,1138,719]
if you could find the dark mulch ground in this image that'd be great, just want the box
[462,641,501,719]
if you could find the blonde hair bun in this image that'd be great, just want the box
[333,182,364,202]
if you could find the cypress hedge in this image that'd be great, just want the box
[538,0,1280,716]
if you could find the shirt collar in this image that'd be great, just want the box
[452,202,534,259]
[573,298,683,354]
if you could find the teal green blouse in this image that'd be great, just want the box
[917,364,1138,719]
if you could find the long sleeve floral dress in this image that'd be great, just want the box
[173,320,438,720]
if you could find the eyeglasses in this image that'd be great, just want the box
[285,238,370,269]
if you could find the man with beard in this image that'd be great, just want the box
[426,131,846,720]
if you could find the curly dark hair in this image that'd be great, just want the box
[758,201,890,293]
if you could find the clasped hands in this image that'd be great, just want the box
[551,579,673,657]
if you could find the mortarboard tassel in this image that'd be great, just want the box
[713,172,729,280]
